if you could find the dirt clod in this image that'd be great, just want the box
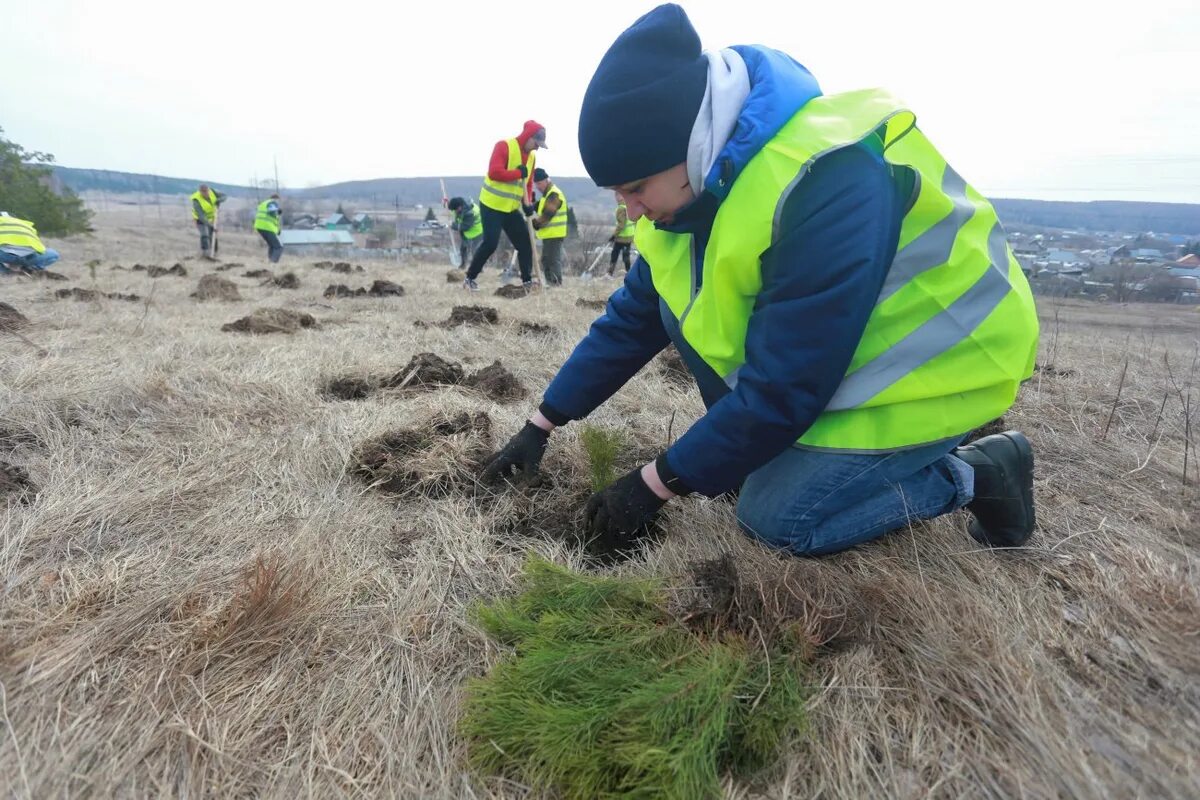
[0,461,36,503]
[243,268,273,279]
[323,375,376,401]
[269,272,300,289]
[147,264,187,278]
[382,352,464,390]
[0,302,27,331]
[517,321,554,336]
[352,411,492,497]
[16,269,67,280]
[447,269,466,283]
[312,261,333,269]
[55,288,141,302]
[463,360,526,402]
[447,305,499,326]
[658,344,692,386]
[191,274,242,301]
[323,281,405,299]
[495,284,535,299]
[221,308,317,334]
[575,298,606,311]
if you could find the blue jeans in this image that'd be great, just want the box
[0,248,60,273]
[659,300,974,555]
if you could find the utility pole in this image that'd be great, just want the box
[273,156,280,194]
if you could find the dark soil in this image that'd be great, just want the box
[221,308,317,334]
[658,344,692,386]
[966,416,1008,442]
[0,461,36,504]
[270,272,301,289]
[516,321,554,336]
[446,305,499,326]
[191,275,241,301]
[0,302,28,331]
[447,269,466,283]
[322,375,377,401]
[243,268,273,279]
[312,261,333,269]
[575,298,606,311]
[381,352,464,390]
[146,263,187,278]
[1035,362,1077,378]
[16,269,67,280]
[333,262,363,273]
[495,284,535,299]
[324,281,405,298]
[212,262,244,272]
[352,411,492,498]
[55,288,141,302]
[498,488,589,551]
[463,361,526,402]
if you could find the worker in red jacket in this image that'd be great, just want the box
[464,120,547,290]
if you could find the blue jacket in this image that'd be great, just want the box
[542,46,908,496]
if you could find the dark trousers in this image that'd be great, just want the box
[258,229,283,263]
[609,241,632,274]
[196,221,214,253]
[459,233,480,267]
[467,204,533,283]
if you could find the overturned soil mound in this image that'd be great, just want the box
[221,308,317,334]
[212,262,244,272]
[0,461,36,504]
[495,284,536,299]
[323,281,405,299]
[352,411,493,498]
[517,321,554,336]
[243,268,273,279]
[322,375,377,401]
[312,261,333,269]
[55,288,141,302]
[575,298,606,311]
[447,269,466,283]
[143,263,187,278]
[335,262,362,273]
[269,272,300,289]
[191,274,242,301]
[382,352,465,390]
[0,302,28,331]
[447,305,499,326]
[15,269,67,280]
[463,361,526,402]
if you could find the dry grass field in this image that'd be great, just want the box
[2,209,1198,798]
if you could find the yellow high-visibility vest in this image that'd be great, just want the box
[479,139,535,213]
[0,216,45,253]
[635,89,1039,452]
[254,199,281,234]
[190,190,219,223]
[536,184,568,240]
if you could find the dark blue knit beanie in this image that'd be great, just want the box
[579,4,708,187]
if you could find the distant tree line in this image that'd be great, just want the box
[0,127,92,235]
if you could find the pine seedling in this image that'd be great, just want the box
[462,557,811,799]
[579,425,625,491]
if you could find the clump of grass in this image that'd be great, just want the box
[579,425,625,491]
[462,557,810,799]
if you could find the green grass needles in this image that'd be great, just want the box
[462,557,811,799]
[579,425,626,491]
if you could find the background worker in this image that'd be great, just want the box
[253,193,284,263]
[530,168,568,286]
[448,196,484,267]
[608,192,635,278]
[190,183,226,257]
[464,121,547,291]
[0,212,60,274]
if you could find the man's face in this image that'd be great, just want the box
[200,187,210,199]
[613,163,693,226]
[525,131,546,152]
[534,179,549,195]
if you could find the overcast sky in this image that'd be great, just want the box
[3,0,1197,202]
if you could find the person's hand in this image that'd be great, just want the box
[522,203,536,217]
[517,164,528,178]
[531,218,543,230]
[583,468,667,559]
[608,235,615,243]
[481,421,549,484]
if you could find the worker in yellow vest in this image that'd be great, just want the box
[482,4,1039,560]
[607,193,635,277]
[464,120,547,291]
[0,212,60,274]
[530,168,568,285]
[253,193,284,263]
[190,183,226,256]
[447,197,484,266]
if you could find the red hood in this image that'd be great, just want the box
[516,119,545,147]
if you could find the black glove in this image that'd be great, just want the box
[517,164,528,178]
[481,421,549,484]
[583,468,667,559]
[522,203,536,217]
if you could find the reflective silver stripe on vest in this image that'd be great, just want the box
[482,182,524,201]
[877,165,975,304]
[823,220,1013,411]
[541,220,567,228]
